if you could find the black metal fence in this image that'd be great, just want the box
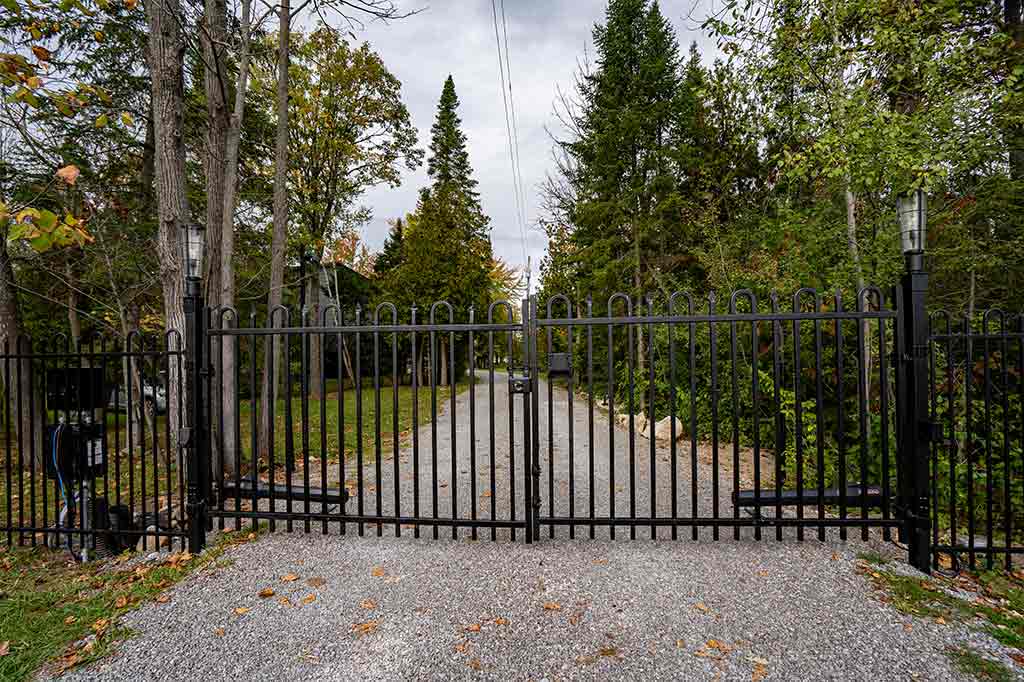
[3,285,1020,574]
[929,311,1024,570]
[0,333,187,559]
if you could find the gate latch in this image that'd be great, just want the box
[509,371,531,395]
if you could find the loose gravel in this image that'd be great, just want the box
[56,374,1020,681]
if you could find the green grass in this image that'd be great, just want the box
[947,647,1016,682]
[860,557,1019,647]
[0,528,262,680]
[233,379,461,471]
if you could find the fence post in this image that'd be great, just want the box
[901,250,931,572]
[184,276,208,554]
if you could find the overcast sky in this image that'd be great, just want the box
[352,1,719,288]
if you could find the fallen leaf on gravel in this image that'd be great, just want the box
[234,607,250,616]
[542,602,561,611]
[903,623,913,632]
[214,628,225,637]
[155,595,169,604]
[455,641,470,653]
[0,642,9,657]
[307,577,326,588]
[278,597,292,607]
[748,656,768,665]
[351,620,379,638]
[593,559,608,565]
[598,646,619,657]
[481,491,491,498]
[467,659,482,671]
[301,594,316,605]
[115,595,129,609]
[752,662,768,681]
[934,617,946,625]
[282,573,299,582]
[575,655,596,665]
[757,570,769,577]
[259,588,275,598]
[831,552,840,561]
[694,602,710,613]
[676,639,685,649]
[465,623,481,633]
[569,611,583,625]
[494,617,509,626]
[91,618,109,633]
[707,640,730,652]
[360,599,377,609]
[371,566,385,577]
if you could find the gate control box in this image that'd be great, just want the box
[44,422,105,481]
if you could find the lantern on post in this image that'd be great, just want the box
[897,189,926,272]
[181,220,207,553]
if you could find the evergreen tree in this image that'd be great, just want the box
[374,216,407,278]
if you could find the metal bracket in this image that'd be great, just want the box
[509,372,531,395]
[548,352,571,377]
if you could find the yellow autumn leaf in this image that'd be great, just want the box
[542,602,561,611]
[233,607,250,615]
[300,594,316,605]
[258,588,275,598]
[281,573,299,582]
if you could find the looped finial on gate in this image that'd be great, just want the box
[929,309,951,337]
[607,292,632,317]
[262,304,286,330]
[487,300,513,323]
[793,287,820,314]
[983,308,1007,335]
[164,327,183,352]
[546,293,572,320]
[857,285,885,312]
[217,306,239,330]
[321,303,341,326]
[429,300,454,324]
[374,302,398,325]
[728,289,757,314]
[668,291,694,315]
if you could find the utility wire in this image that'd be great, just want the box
[490,0,531,294]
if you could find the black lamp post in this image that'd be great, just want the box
[182,222,207,553]
[898,189,930,572]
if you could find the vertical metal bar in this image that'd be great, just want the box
[929,315,939,569]
[449,319,457,540]
[28,341,37,547]
[587,297,595,539]
[709,294,720,541]
[567,304,575,540]
[647,295,656,540]
[3,338,10,547]
[835,290,847,542]
[879,302,892,541]
[1008,317,1019,570]
[688,297,697,541]
[216,314,225,530]
[771,293,784,541]
[813,305,826,541]
[532,295,542,541]
[982,314,994,569]
[627,304,636,540]
[373,310,383,536]
[546,306,554,540]
[509,305,518,542]
[942,315,955,564]
[487,309,497,541]
[250,310,260,532]
[965,314,975,569]
[607,299,617,540]
[729,304,741,540]
[284,312,294,533]
[429,313,438,539]
[266,313,276,533]
[411,307,420,539]
[521,297,532,543]
[792,292,805,541]
[337,309,345,536]
[301,309,311,533]
[184,278,208,553]
[355,306,364,537]
[469,307,478,540]
[392,312,401,537]
[320,313,328,536]
[750,299,761,543]
[856,293,870,541]
[668,294,678,541]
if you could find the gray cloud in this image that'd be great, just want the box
[352,1,720,287]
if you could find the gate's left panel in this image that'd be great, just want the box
[206,304,529,541]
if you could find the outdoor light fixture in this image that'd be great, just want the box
[183,222,205,281]
[897,189,926,256]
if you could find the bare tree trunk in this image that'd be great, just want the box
[258,0,291,459]
[146,0,190,447]
[122,304,149,447]
[845,183,872,404]
[65,261,81,347]
[308,265,322,399]
[218,0,253,476]
[0,235,43,468]
[201,0,227,307]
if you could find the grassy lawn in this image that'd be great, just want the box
[0,528,261,681]
[857,551,1024,679]
[232,378,462,471]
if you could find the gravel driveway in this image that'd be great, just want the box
[59,373,1016,680]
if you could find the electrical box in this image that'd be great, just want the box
[548,352,572,377]
[46,368,106,412]
[44,422,105,481]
